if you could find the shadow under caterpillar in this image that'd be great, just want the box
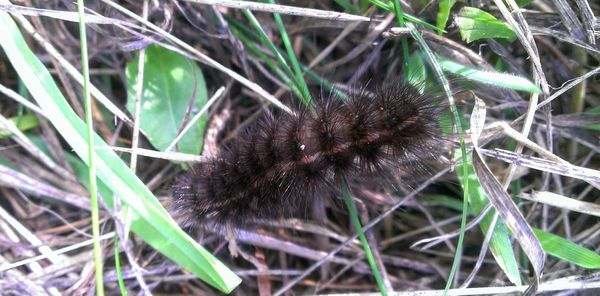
[169,82,445,231]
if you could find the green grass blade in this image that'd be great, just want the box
[420,194,465,212]
[114,238,128,296]
[0,9,241,293]
[75,1,103,294]
[366,0,440,31]
[534,229,600,269]
[229,24,303,100]
[391,0,410,69]
[339,177,388,296]
[267,0,312,104]
[446,166,469,293]
[242,9,309,104]
[227,16,344,100]
[438,57,540,93]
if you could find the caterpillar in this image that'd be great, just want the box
[169,82,444,231]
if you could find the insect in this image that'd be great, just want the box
[169,81,444,231]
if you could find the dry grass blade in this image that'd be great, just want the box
[480,122,567,164]
[0,233,115,273]
[108,146,207,162]
[0,164,90,210]
[184,0,370,22]
[520,191,600,218]
[480,148,600,190]
[0,254,51,296]
[554,0,586,42]
[493,0,549,94]
[534,65,600,110]
[0,205,62,295]
[574,0,597,44]
[234,229,360,266]
[0,206,63,264]
[0,113,74,181]
[0,83,46,116]
[0,3,129,24]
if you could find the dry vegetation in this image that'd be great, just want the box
[0,0,599,295]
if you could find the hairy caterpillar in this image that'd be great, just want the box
[169,82,444,230]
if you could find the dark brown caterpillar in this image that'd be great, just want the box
[170,82,444,230]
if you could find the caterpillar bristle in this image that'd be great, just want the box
[169,81,445,231]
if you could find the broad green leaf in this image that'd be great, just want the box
[456,7,516,42]
[534,229,600,269]
[0,113,39,138]
[438,57,540,93]
[126,45,207,154]
[436,0,456,35]
[0,9,240,293]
